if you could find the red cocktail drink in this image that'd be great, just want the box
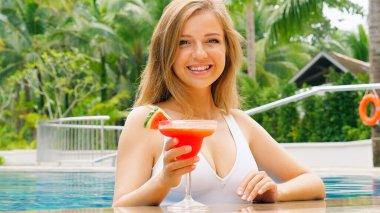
[158,119,217,211]
[159,127,215,159]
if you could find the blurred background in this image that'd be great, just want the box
[0,0,373,154]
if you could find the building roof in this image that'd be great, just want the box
[290,51,369,87]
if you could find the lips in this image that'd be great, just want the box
[186,65,213,73]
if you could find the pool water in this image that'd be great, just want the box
[0,172,114,211]
[324,175,380,198]
[0,172,378,211]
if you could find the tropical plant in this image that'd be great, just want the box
[0,0,370,149]
[20,50,103,119]
[0,155,4,165]
[228,0,322,86]
[343,24,369,62]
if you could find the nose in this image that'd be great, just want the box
[192,42,208,60]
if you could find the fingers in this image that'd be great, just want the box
[242,171,266,201]
[163,137,198,174]
[237,171,256,196]
[166,159,198,176]
[164,142,192,164]
[164,138,179,151]
[165,156,199,172]
[237,171,276,202]
[239,206,255,213]
[246,176,272,201]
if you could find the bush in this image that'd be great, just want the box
[0,155,5,165]
[238,71,370,143]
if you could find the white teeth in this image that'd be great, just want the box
[188,65,210,71]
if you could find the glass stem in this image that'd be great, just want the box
[185,172,192,200]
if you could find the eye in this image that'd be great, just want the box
[208,39,219,43]
[179,40,190,46]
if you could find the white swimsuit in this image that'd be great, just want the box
[151,114,259,205]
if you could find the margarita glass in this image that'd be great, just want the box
[159,120,217,211]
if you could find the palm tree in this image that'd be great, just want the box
[237,0,323,81]
[345,25,369,62]
[246,0,256,80]
[368,0,380,166]
[47,0,163,104]
[0,0,52,131]
[228,0,319,85]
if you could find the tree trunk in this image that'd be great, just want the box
[100,54,107,102]
[369,0,380,166]
[36,67,44,111]
[246,0,256,81]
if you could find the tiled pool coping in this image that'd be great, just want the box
[2,166,380,175]
[8,197,380,212]
[0,166,115,172]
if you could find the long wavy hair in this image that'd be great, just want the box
[134,0,243,117]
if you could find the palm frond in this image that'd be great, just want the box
[265,61,299,79]
[256,66,279,87]
[269,0,323,44]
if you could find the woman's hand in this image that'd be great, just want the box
[158,138,199,188]
[237,171,278,203]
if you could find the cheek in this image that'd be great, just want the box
[212,49,226,67]
[173,51,189,68]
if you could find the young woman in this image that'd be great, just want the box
[113,0,325,207]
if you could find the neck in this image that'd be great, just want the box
[170,88,220,120]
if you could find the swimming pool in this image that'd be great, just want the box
[0,172,378,211]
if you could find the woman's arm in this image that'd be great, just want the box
[276,172,325,201]
[112,107,167,206]
[232,110,325,202]
[112,106,198,207]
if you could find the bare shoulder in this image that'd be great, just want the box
[125,105,153,126]
[229,108,268,144]
[119,105,160,148]
[229,109,259,127]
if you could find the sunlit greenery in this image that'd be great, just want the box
[0,0,369,149]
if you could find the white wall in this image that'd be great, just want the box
[0,150,37,166]
[281,140,372,168]
[0,140,373,168]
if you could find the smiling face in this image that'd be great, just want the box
[172,10,226,90]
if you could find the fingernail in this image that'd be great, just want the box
[241,195,247,200]
[258,189,263,194]
[185,146,192,152]
[237,190,243,195]
[247,196,253,201]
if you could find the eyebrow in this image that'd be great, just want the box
[180,33,222,37]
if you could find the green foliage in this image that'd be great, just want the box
[0,0,371,149]
[238,73,299,142]
[0,155,4,165]
[275,84,299,142]
[325,0,364,15]
[296,71,370,142]
[270,0,324,43]
[296,94,324,142]
[344,25,369,62]
[239,70,370,143]
[88,91,130,125]
[25,50,103,118]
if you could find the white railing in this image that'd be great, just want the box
[245,83,380,115]
[36,84,380,167]
[37,116,123,166]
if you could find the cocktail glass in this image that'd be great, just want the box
[159,120,217,211]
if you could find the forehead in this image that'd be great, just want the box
[181,10,224,35]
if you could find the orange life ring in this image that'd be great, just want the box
[359,94,380,126]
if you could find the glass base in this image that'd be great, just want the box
[167,197,209,212]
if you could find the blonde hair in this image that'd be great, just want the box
[134,0,243,116]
